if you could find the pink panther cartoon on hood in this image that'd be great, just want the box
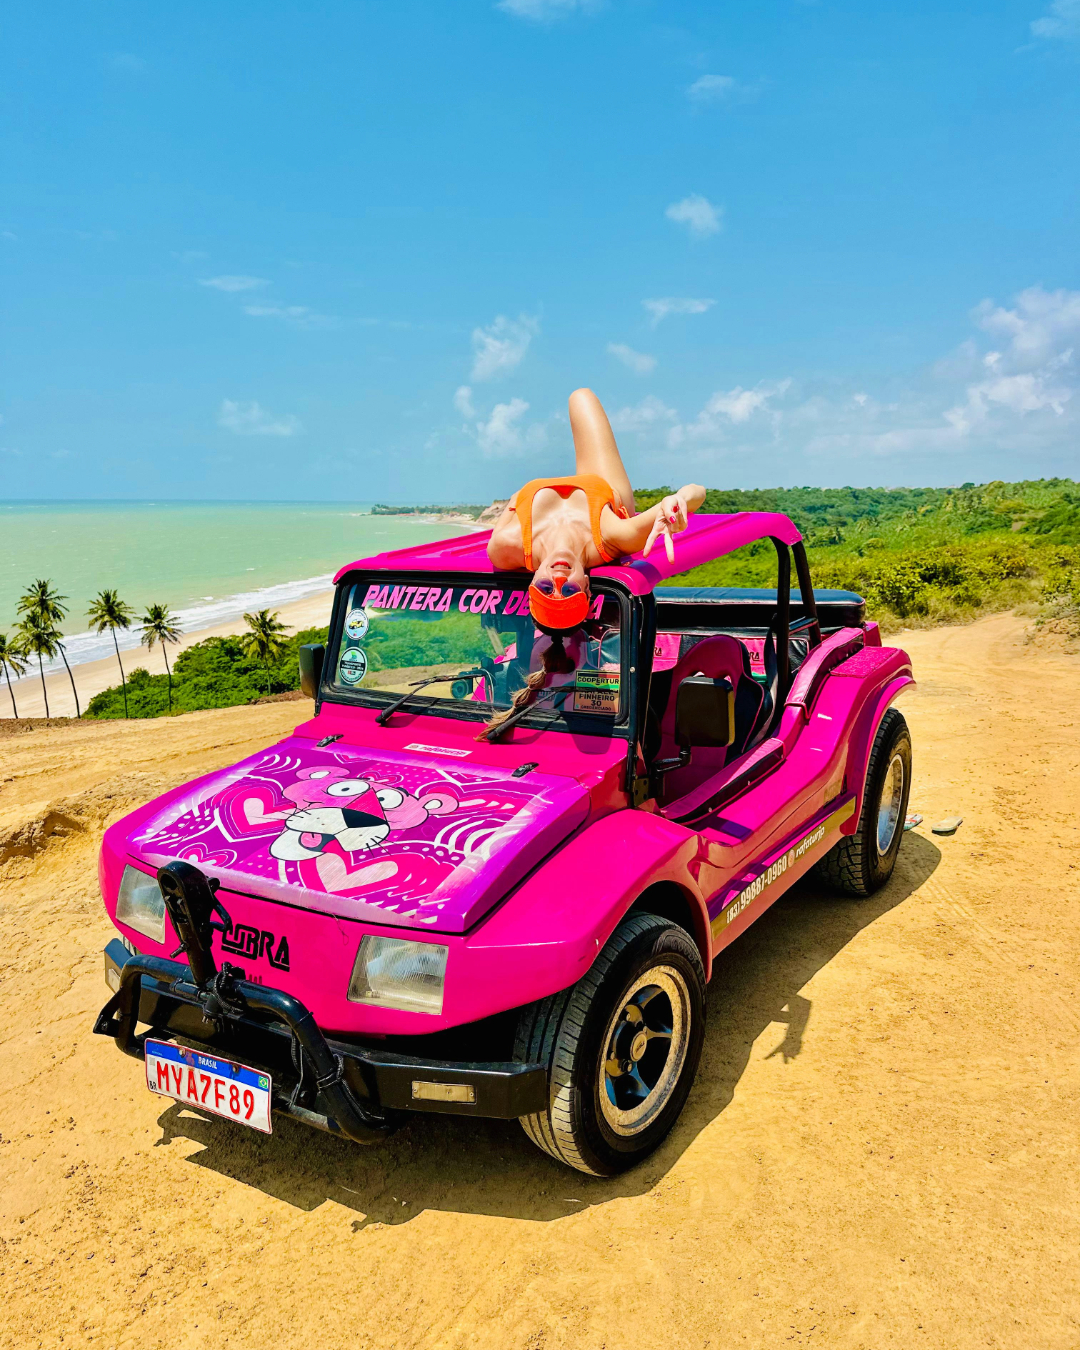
[269,765,458,862]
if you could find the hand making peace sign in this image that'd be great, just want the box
[642,491,692,563]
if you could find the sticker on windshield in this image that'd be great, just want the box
[344,608,369,641]
[338,647,368,686]
[575,671,620,715]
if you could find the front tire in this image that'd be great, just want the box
[514,913,706,1177]
[816,708,912,897]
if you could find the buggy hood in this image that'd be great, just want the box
[120,737,590,934]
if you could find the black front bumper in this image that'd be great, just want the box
[95,939,548,1141]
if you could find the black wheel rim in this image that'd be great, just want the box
[599,965,691,1137]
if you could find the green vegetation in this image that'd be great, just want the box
[86,626,330,719]
[87,588,135,717]
[0,630,29,717]
[372,503,488,518]
[638,478,1080,630]
[240,607,289,696]
[139,603,182,710]
[360,612,495,673]
[18,579,81,717]
[16,612,61,719]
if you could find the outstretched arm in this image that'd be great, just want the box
[604,484,706,562]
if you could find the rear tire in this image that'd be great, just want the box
[514,913,706,1177]
[816,708,912,897]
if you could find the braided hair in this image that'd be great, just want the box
[478,630,576,738]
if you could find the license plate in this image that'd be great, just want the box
[145,1038,273,1134]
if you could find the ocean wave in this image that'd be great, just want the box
[12,573,335,681]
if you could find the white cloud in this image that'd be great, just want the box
[667,381,791,449]
[496,0,602,19]
[944,351,1074,435]
[974,286,1080,367]
[199,275,269,293]
[610,396,678,434]
[454,385,476,417]
[470,313,539,382]
[595,284,1080,470]
[665,194,723,239]
[607,342,657,375]
[930,287,1080,440]
[1032,0,1080,38]
[218,400,303,437]
[643,296,715,325]
[687,74,763,105]
[476,398,530,456]
[243,303,336,329]
[795,286,1080,460]
[688,75,736,103]
[245,304,308,319]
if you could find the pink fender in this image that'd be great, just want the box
[472,808,714,988]
[800,643,914,835]
[838,670,915,833]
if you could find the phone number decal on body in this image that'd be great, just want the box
[710,798,855,939]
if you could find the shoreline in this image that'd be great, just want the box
[5,588,335,720]
[372,503,506,528]
[3,515,488,719]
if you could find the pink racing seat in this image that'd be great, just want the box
[657,635,763,800]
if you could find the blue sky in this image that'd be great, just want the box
[2,0,1078,501]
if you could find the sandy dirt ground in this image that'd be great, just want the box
[1,611,1078,1349]
[6,590,335,721]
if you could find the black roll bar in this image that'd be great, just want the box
[791,540,822,648]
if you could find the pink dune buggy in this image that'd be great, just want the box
[94,512,913,1175]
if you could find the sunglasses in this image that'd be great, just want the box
[533,578,584,598]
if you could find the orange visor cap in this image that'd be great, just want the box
[528,582,591,631]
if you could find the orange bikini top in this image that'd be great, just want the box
[510,474,629,570]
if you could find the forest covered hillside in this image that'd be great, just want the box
[638,477,1080,627]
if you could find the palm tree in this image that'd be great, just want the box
[16,615,60,719]
[241,609,288,697]
[139,603,183,710]
[18,579,81,717]
[0,632,29,718]
[87,589,135,718]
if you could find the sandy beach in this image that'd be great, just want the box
[5,589,335,721]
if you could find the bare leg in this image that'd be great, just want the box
[568,388,636,514]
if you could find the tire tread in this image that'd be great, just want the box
[516,913,680,1175]
[816,708,910,897]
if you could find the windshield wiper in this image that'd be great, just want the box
[480,683,575,743]
[376,668,492,726]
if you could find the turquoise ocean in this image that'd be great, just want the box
[0,502,473,676]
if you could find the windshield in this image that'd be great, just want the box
[326,575,627,728]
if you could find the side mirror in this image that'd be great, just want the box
[298,644,325,699]
[675,676,735,749]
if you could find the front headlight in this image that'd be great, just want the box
[347,936,448,1015]
[115,865,166,943]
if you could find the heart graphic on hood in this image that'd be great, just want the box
[218,783,290,840]
[177,841,240,870]
[315,853,399,894]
